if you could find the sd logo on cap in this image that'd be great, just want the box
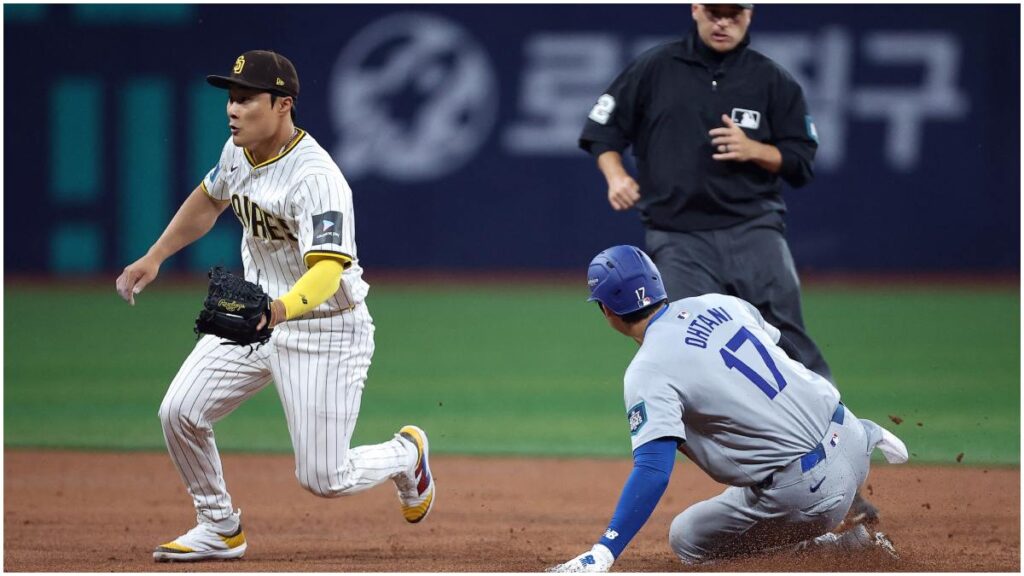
[208,50,299,98]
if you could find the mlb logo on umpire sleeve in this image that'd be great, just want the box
[627,402,648,436]
[311,211,344,246]
[731,108,761,130]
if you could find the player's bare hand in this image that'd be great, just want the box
[258,299,286,330]
[547,545,615,573]
[709,114,759,162]
[607,174,641,211]
[116,255,161,306]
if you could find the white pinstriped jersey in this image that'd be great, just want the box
[201,129,368,314]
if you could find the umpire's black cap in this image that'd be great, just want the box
[207,50,300,98]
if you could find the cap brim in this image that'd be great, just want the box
[206,75,269,92]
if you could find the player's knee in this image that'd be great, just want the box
[296,476,332,498]
[157,398,205,436]
[157,399,179,430]
[668,513,709,565]
[295,466,349,498]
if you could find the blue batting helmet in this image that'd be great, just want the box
[586,245,667,315]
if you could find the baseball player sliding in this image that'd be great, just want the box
[548,246,908,572]
[115,50,435,562]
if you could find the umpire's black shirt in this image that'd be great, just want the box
[579,30,818,232]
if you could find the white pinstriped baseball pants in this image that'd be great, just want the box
[158,304,415,522]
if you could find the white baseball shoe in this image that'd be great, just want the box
[395,425,436,523]
[153,512,246,562]
[824,524,900,560]
[871,531,900,560]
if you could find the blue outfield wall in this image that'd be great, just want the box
[4,4,1020,275]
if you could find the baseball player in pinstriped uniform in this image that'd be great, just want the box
[548,246,907,572]
[115,50,435,562]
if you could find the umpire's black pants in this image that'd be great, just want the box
[645,211,832,382]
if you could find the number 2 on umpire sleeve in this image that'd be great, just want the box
[719,326,788,399]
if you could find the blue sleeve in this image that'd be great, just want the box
[596,437,678,558]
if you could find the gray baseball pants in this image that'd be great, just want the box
[668,405,885,563]
[645,211,832,381]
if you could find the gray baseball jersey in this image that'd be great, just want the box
[625,293,840,486]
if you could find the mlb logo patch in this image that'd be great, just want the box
[830,432,840,447]
[635,286,651,308]
[677,310,690,320]
[731,108,761,130]
[627,402,647,436]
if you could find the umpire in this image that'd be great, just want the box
[579,3,832,381]
[579,3,883,525]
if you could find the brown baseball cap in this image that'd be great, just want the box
[207,50,300,98]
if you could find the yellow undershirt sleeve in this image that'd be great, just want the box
[278,258,345,320]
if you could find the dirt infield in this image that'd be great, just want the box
[4,450,1018,572]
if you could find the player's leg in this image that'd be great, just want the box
[155,335,273,561]
[667,482,843,564]
[791,412,901,558]
[724,214,833,382]
[645,228,724,300]
[669,409,896,565]
[270,306,428,515]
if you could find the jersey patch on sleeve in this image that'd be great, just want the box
[627,401,648,436]
[805,115,819,143]
[208,164,221,184]
[588,94,616,125]
[311,211,344,246]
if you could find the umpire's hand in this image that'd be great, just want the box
[597,151,641,211]
[607,173,641,211]
[710,114,759,162]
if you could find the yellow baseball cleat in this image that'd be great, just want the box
[395,425,436,523]
[153,516,246,562]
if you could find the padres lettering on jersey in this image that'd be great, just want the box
[201,129,369,314]
[229,194,298,242]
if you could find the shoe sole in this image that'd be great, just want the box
[399,425,436,524]
[153,542,246,562]
[874,532,900,560]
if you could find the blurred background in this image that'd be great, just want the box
[4,4,1020,466]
